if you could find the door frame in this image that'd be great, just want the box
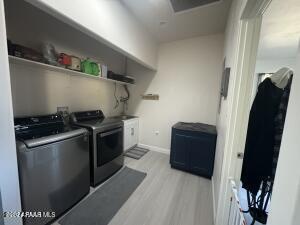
[0,0,22,224]
[0,189,4,225]
[215,0,272,224]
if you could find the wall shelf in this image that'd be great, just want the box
[8,56,134,85]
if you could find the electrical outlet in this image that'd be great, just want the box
[155,131,159,135]
[57,106,69,117]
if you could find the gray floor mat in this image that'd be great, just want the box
[125,152,142,159]
[59,167,146,225]
[129,149,146,155]
[124,147,149,160]
[134,147,149,153]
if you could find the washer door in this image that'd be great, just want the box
[96,127,123,167]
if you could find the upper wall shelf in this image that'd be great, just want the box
[25,0,157,70]
[8,56,134,86]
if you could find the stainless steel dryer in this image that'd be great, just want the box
[70,110,124,187]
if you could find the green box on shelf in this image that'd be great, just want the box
[81,59,100,76]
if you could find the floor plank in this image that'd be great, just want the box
[108,151,214,225]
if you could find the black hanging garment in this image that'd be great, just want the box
[241,78,283,195]
[271,76,293,179]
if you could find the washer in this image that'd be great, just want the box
[15,114,90,225]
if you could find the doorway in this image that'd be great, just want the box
[216,0,300,225]
[237,0,300,224]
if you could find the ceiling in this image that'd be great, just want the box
[257,0,300,59]
[121,0,233,43]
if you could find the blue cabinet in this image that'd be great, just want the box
[170,122,217,178]
[171,133,189,170]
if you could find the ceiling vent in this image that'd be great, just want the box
[170,0,221,13]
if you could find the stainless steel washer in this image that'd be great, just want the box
[15,114,90,225]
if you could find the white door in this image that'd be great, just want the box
[128,119,139,150]
[129,125,135,148]
[124,124,131,151]
[132,120,139,147]
[124,119,139,151]
[215,1,269,224]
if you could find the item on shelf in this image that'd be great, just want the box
[67,56,81,71]
[81,59,100,76]
[142,94,159,100]
[97,63,102,77]
[107,71,135,84]
[101,64,108,78]
[58,53,72,67]
[11,42,44,62]
[42,43,59,66]
[91,62,100,76]
[7,39,14,55]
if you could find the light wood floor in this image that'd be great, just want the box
[108,151,214,225]
[54,151,214,225]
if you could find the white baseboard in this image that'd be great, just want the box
[212,176,216,225]
[138,143,170,155]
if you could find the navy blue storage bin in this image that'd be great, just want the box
[170,122,217,179]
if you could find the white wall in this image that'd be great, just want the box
[10,66,125,117]
[127,34,224,152]
[255,57,297,73]
[267,43,300,225]
[5,0,126,117]
[25,0,158,70]
[0,0,22,224]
